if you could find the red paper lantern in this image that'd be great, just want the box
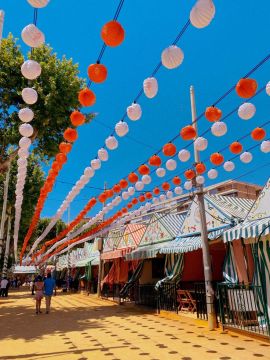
[139,195,146,202]
[195,162,206,174]
[153,187,160,195]
[70,111,86,126]
[146,192,152,199]
[128,172,139,183]
[229,141,243,154]
[101,20,125,47]
[210,152,224,166]
[138,164,150,175]
[149,154,161,167]
[172,176,181,186]
[205,106,222,122]
[180,125,197,140]
[87,63,108,83]
[127,203,133,209]
[251,127,266,141]
[59,142,72,154]
[119,179,128,189]
[56,153,67,165]
[236,78,257,98]
[78,88,96,107]
[132,198,138,205]
[163,143,176,157]
[98,193,107,203]
[184,169,196,180]
[63,128,78,143]
[162,182,170,191]
[113,184,121,193]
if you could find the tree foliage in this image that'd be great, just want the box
[0,34,93,171]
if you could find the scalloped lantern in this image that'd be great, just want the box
[194,137,208,151]
[105,136,118,150]
[210,152,224,166]
[21,60,41,80]
[185,169,196,180]
[115,121,129,137]
[196,175,205,185]
[205,106,222,122]
[211,121,227,137]
[236,78,257,98]
[223,161,235,172]
[161,45,184,69]
[19,137,31,149]
[70,111,85,126]
[87,63,107,83]
[178,149,191,162]
[230,141,243,154]
[91,159,101,170]
[163,143,176,156]
[166,159,177,171]
[22,88,38,105]
[101,20,125,47]
[21,24,45,48]
[127,103,142,121]
[156,167,166,177]
[98,148,109,162]
[184,181,193,190]
[172,176,181,186]
[240,151,253,163]
[180,125,196,140]
[266,81,270,96]
[208,168,218,180]
[135,181,144,191]
[149,154,161,167]
[78,88,96,107]
[174,186,183,195]
[138,164,150,175]
[63,128,78,143]
[195,162,206,174]
[128,172,139,183]
[142,175,151,185]
[238,102,256,120]
[251,127,266,141]
[190,0,216,28]
[18,108,34,123]
[143,77,158,98]
[27,0,50,8]
[19,123,33,137]
[261,140,270,153]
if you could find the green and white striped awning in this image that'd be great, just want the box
[160,226,229,254]
[223,218,270,242]
[208,195,253,220]
[125,241,172,260]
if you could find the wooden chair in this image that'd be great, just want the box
[177,290,191,312]
[185,290,196,313]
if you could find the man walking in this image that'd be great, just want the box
[44,272,56,314]
[0,277,9,297]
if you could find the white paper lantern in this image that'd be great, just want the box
[115,121,129,137]
[223,161,235,172]
[21,60,41,80]
[19,123,33,137]
[122,192,129,201]
[143,77,158,99]
[238,103,256,120]
[161,45,184,69]
[211,121,227,137]
[84,167,95,178]
[266,81,270,96]
[98,148,108,162]
[142,175,151,184]
[261,140,270,153]
[190,0,215,29]
[105,136,118,150]
[153,197,159,205]
[21,24,45,48]
[18,108,34,123]
[27,0,50,8]
[184,181,193,190]
[156,167,166,177]
[18,149,29,159]
[22,88,38,105]
[178,149,191,162]
[174,186,183,195]
[240,151,253,163]
[17,158,27,167]
[128,186,135,196]
[135,181,144,191]
[145,202,152,210]
[166,191,173,199]
[208,168,218,179]
[127,103,142,121]
[194,137,208,151]
[196,175,205,185]
[166,159,177,171]
[91,159,101,170]
[160,194,166,202]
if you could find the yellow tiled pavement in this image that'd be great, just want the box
[0,290,270,360]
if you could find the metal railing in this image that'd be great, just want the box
[101,283,125,301]
[134,284,157,308]
[218,283,270,337]
[157,282,178,313]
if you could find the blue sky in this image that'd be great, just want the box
[3,0,270,223]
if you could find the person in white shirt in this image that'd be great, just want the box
[0,277,9,297]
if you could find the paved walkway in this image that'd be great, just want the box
[0,290,270,360]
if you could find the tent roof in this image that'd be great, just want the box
[117,223,146,249]
[103,228,125,253]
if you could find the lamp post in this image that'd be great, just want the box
[190,85,217,330]
[66,205,71,292]
[97,182,106,297]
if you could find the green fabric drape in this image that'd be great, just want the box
[222,243,238,283]
[155,254,184,290]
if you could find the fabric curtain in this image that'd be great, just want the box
[155,253,184,290]
[252,239,270,318]
[222,243,238,283]
[119,261,144,298]
[101,258,129,288]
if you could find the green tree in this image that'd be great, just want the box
[0,34,93,172]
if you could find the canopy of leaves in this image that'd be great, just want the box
[0,34,92,171]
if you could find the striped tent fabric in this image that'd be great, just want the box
[252,240,270,318]
[223,219,270,242]
[155,253,184,289]
[222,243,238,283]
[208,195,253,220]
[119,261,145,298]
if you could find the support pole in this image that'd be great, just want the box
[2,215,11,277]
[0,164,11,258]
[66,205,71,292]
[97,182,106,297]
[190,85,217,330]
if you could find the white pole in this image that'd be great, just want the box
[0,164,11,258]
[97,182,106,297]
[2,215,11,277]
[0,10,5,45]
[67,204,71,291]
[190,85,217,330]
